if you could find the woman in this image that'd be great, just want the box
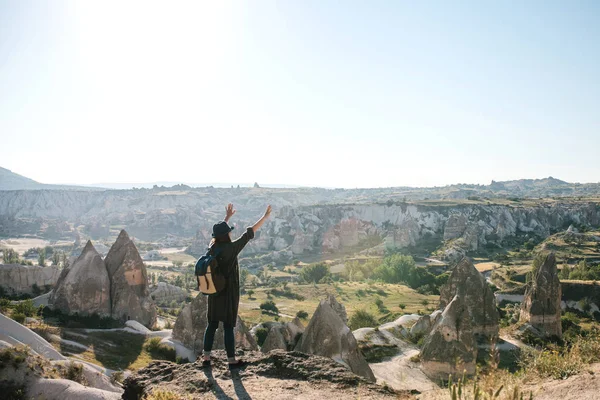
[202,203,271,369]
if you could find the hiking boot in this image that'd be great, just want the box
[228,360,247,371]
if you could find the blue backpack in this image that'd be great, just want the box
[195,247,226,296]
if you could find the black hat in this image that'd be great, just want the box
[212,221,234,237]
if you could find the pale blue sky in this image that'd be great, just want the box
[1,1,599,188]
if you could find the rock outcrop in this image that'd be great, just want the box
[0,264,60,296]
[50,232,157,327]
[410,310,442,339]
[149,282,189,305]
[122,350,395,400]
[439,257,499,343]
[172,293,257,355]
[257,317,305,353]
[104,230,156,326]
[50,241,111,317]
[296,296,375,382]
[420,295,477,380]
[0,343,122,400]
[520,252,562,338]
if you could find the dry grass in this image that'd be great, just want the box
[238,281,437,326]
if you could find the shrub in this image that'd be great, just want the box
[0,298,11,313]
[0,380,26,400]
[349,310,378,330]
[255,327,269,347]
[398,303,406,310]
[13,299,36,317]
[110,371,124,384]
[145,337,177,362]
[63,361,86,384]
[259,300,279,315]
[11,313,26,324]
[296,310,309,320]
[299,263,330,283]
[521,333,600,380]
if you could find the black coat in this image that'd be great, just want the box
[207,227,254,326]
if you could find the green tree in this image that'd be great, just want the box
[38,249,46,267]
[2,248,19,264]
[260,300,279,314]
[240,269,249,288]
[52,251,61,266]
[299,263,330,284]
[373,254,415,284]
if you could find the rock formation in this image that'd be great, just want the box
[172,292,257,355]
[439,257,499,343]
[51,241,111,317]
[104,230,156,327]
[520,252,562,338]
[149,282,189,305]
[257,317,305,353]
[410,310,442,339]
[295,295,375,382]
[0,264,60,296]
[50,231,157,327]
[420,295,477,380]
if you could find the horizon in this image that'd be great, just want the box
[1,165,592,191]
[2,1,600,188]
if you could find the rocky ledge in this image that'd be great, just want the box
[122,350,403,400]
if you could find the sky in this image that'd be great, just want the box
[1,1,599,189]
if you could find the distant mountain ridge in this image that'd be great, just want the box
[1,165,598,195]
[0,167,103,191]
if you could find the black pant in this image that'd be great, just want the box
[203,321,235,358]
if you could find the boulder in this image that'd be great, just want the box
[0,264,60,296]
[420,295,477,380]
[104,230,156,327]
[410,315,431,339]
[439,257,499,343]
[520,252,562,338]
[261,326,287,353]
[50,241,111,318]
[149,282,188,305]
[172,293,257,355]
[296,296,375,382]
[259,317,305,353]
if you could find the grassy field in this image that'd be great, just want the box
[238,281,438,326]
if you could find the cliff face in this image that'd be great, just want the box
[1,187,599,257]
[0,264,61,295]
[233,202,600,256]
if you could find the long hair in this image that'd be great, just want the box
[210,233,231,248]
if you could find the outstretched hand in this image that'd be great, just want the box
[225,203,236,221]
[264,205,272,218]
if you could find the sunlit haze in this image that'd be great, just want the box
[1,1,599,188]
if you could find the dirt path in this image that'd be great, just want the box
[370,348,438,394]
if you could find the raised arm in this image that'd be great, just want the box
[252,205,272,233]
[224,203,236,223]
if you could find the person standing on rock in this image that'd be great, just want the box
[202,203,272,370]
